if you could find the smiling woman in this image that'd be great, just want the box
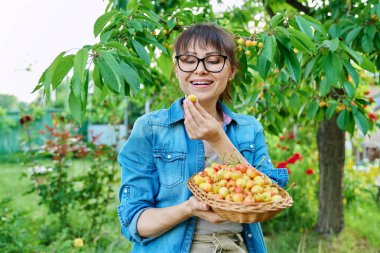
[116,23,288,253]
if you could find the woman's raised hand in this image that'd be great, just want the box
[182,98,224,143]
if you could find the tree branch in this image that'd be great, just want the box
[285,0,311,15]
[262,0,275,18]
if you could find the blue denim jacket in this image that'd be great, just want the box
[117,97,288,253]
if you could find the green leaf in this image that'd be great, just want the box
[52,55,74,89]
[70,74,81,97]
[139,34,169,55]
[337,109,349,130]
[360,55,376,73]
[345,27,362,45]
[297,103,307,120]
[354,111,369,134]
[284,49,301,83]
[289,93,300,112]
[262,35,277,63]
[128,20,143,31]
[92,64,104,89]
[96,52,123,93]
[340,43,362,64]
[74,48,88,84]
[301,15,326,35]
[275,27,291,49]
[365,25,376,39]
[127,0,139,16]
[93,84,109,103]
[289,28,316,54]
[325,53,342,86]
[94,10,118,37]
[41,51,66,86]
[307,100,319,119]
[81,69,89,118]
[326,101,338,120]
[69,88,82,123]
[120,62,140,92]
[132,39,150,65]
[270,13,284,27]
[257,52,271,80]
[328,24,341,38]
[295,15,313,38]
[32,84,43,93]
[319,78,331,97]
[343,81,355,98]
[304,57,316,78]
[167,19,176,30]
[105,41,131,56]
[157,53,173,80]
[322,38,339,53]
[343,60,359,87]
[361,34,373,52]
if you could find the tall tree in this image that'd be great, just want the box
[34,0,379,235]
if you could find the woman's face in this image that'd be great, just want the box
[175,42,235,104]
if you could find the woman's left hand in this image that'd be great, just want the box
[183,98,223,143]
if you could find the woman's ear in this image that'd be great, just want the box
[229,67,236,80]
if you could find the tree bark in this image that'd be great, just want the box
[316,116,345,235]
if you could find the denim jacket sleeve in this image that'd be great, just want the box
[117,115,157,245]
[252,119,288,188]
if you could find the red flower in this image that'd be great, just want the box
[281,146,287,150]
[293,153,302,161]
[277,162,287,168]
[279,136,285,141]
[288,133,294,140]
[286,153,302,164]
[369,96,375,104]
[287,156,297,164]
[306,168,314,175]
[369,113,378,122]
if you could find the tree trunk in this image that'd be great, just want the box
[316,116,345,235]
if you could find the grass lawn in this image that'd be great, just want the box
[1,160,379,252]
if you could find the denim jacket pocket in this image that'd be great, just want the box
[153,151,186,188]
[238,141,255,164]
[117,185,131,227]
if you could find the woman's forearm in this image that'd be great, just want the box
[137,201,192,238]
[208,131,249,165]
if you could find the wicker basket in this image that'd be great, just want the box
[187,174,293,223]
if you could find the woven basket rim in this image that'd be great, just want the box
[187,174,293,213]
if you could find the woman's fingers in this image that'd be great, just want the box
[196,210,226,223]
[193,101,211,119]
[185,99,207,125]
[187,196,226,223]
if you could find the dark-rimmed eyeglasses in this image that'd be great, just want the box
[175,54,228,73]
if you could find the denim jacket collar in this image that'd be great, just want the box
[168,97,238,125]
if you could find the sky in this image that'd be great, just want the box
[0,0,243,103]
[0,0,108,103]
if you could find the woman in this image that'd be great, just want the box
[117,23,288,253]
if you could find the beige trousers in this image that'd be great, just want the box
[190,233,248,253]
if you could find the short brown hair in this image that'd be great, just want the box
[174,23,237,103]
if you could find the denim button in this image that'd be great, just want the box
[248,233,252,237]
[249,144,253,149]
[167,154,171,159]
[124,188,128,193]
